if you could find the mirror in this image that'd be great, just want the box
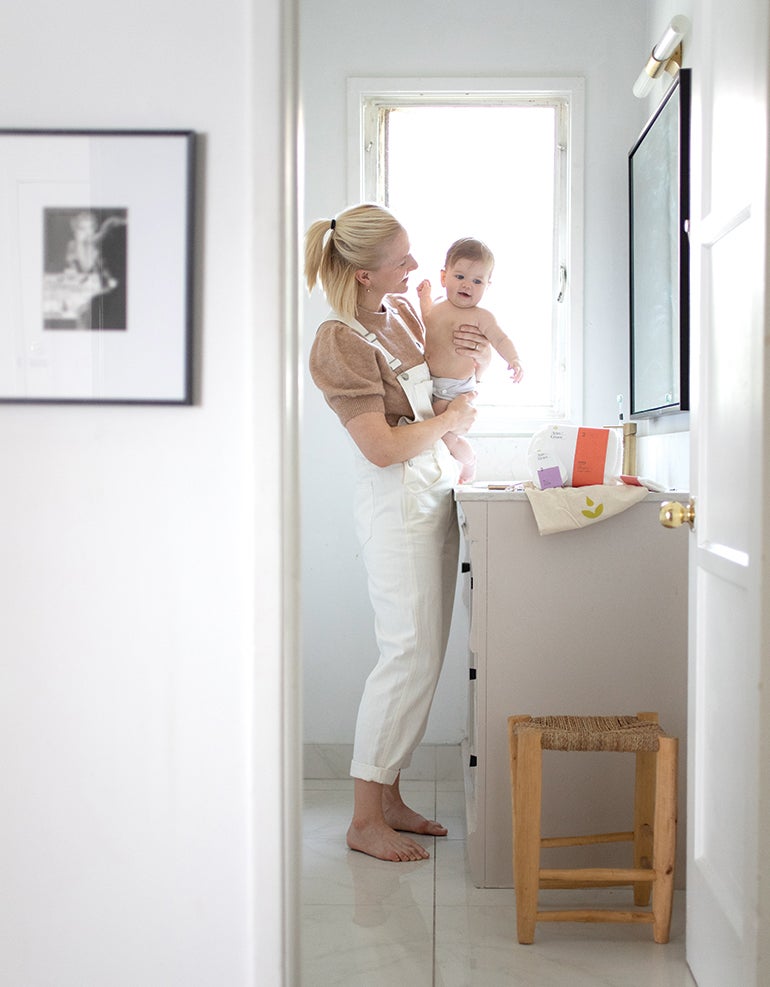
[628,68,691,417]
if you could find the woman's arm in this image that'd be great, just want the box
[346,394,477,468]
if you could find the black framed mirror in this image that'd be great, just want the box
[628,68,691,417]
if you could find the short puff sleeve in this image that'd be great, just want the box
[309,322,389,426]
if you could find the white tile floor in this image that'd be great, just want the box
[302,778,697,987]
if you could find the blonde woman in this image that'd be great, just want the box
[306,203,491,862]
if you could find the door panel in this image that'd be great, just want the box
[701,221,753,555]
[686,0,768,982]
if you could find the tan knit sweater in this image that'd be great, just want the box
[309,295,427,427]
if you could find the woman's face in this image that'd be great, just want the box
[363,230,417,297]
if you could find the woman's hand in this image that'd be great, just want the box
[443,392,477,436]
[346,394,477,467]
[454,324,492,378]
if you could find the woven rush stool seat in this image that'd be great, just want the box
[516,714,665,752]
[508,712,678,945]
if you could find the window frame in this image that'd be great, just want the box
[347,77,585,435]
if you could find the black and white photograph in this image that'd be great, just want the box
[43,207,128,331]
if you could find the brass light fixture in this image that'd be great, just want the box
[633,15,691,98]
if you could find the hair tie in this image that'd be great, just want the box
[330,218,336,231]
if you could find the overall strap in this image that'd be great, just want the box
[326,309,402,372]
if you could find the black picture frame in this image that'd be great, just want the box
[0,128,195,404]
[628,69,691,417]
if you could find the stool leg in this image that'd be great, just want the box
[652,736,678,943]
[513,727,542,945]
[508,715,532,864]
[633,712,659,906]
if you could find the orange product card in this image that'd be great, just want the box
[571,428,609,486]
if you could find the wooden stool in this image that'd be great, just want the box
[508,712,677,944]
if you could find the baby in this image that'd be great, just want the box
[417,237,523,482]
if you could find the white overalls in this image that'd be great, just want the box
[338,314,461,786]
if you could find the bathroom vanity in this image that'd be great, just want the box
[456,486,689,888]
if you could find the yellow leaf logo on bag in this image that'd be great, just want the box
[582,496,604,519]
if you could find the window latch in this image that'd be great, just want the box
[557,265,567,303]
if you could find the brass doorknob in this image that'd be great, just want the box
[659,499,695,529]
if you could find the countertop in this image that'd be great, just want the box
[454,481,687,502]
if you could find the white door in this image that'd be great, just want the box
[683,0,769,983]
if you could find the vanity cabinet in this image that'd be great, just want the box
[456,489,688,888]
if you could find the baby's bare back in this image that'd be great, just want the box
[423,300,500,379]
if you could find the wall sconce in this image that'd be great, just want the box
[633,15,691,98]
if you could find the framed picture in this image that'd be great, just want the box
[0,129,195,404]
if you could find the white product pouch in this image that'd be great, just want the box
[527,424,622,489]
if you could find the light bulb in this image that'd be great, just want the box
[653,15,691,62]
[632,15,691,99]
[633,67,659,99]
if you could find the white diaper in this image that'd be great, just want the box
[432,374,476,400]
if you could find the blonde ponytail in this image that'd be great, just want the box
[303,204,404,323]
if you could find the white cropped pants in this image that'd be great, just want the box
[350,442,460,785]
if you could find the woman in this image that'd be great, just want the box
[306,204,491,862]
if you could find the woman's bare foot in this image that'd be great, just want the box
[382,780,448,837]
[346,776,445,861]
[346,819,430,862]
[383,802,448,837]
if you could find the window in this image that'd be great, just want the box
[348,78,584,435]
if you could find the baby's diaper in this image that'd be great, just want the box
[527,424,622,489]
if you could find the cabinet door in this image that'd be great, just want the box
[480,498,688,888]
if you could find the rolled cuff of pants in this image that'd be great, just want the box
[349,759,402,786]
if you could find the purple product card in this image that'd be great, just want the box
[537,466,563,489]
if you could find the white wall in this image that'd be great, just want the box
[0,1,295,984]
[300,0,655,748]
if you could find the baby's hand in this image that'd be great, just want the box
[509,360,523,383]
[416,279,433,317]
